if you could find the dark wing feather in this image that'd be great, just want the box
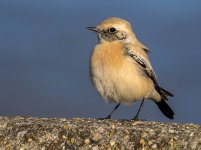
[142,47,151,54]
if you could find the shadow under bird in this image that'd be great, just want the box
[87,17,174,120]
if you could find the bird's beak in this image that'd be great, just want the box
[86,26,99,32]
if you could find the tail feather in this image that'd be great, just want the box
[154,85,174,119]
[158,86,174,97]
[155,101,174,119]
[155,85,174,101]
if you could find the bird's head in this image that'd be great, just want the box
[87,17,137,44]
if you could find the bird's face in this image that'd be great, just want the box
[87,17,136,43]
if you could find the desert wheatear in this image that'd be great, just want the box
[87,17,174,119]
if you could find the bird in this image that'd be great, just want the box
[87,17,174,120]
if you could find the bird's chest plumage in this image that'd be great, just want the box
[90,43,152,103]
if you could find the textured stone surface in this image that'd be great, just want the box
[0,116,201,149]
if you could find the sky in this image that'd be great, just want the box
[0,1,201,124]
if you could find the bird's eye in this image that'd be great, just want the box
[109,27,116,33]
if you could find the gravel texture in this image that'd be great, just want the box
[0,116,201,149]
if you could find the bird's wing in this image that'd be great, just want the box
[124,45,157,84]
[136,41,150,54]
[125,45,174,99]
[124,45,165,96]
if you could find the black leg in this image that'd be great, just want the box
[98,103,120,119]
[132,99,145,120]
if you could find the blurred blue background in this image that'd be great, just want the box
[0,1,201,124]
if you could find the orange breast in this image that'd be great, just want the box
[91,42,124,70]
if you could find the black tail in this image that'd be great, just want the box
[155,85,174,101]
[155,101,174,119]
[158,86,174,97]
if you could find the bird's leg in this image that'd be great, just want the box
[98,103,120,120]
[132,99,145,120]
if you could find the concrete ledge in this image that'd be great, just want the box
[0,116,200,149]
